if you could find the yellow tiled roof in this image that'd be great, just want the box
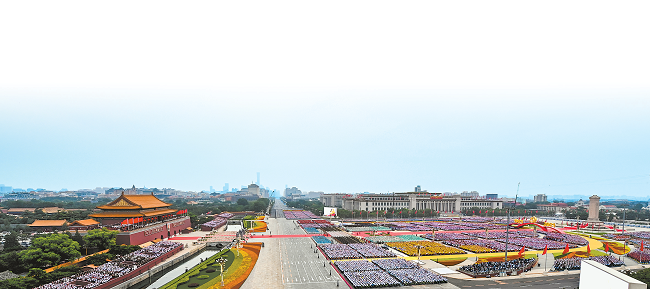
[96,193,172,210]
[69,219,100,226]
[29,220,68,227]
[89,212,144,218]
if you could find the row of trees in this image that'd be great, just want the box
[0,228,121,273]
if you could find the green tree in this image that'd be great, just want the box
[72,230,85,248]
[2,231,22,252]
[237,198,249,206]
[83,228,117,250]
[0,251,22,273]
[31,233,81,261]
[85,253,114,266]
[109,244,141,256]
[18,248,61,268]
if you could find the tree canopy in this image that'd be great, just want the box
[83,228,117,250]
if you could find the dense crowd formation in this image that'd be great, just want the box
[365,235,426,244]
[462,231,527,239]
[458,258,536,277]
[283,210,319,219]
[388,268,448,285]
[544,233,588,245]
[386,241,465,256]
[35,241,182,289]
[319,243,396,259]
[552,255,624,271]
[628,250,650,264]
[216,212,234,219]
[312,236,334,244]
[371,258,418,270]
[336,259,447,288]
[425,232,476,241]
[200,217,228,230]
[346,226,392,232]
[441,239,522,252]
[495,237,577,250]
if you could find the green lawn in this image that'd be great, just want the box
[160,250,235,289]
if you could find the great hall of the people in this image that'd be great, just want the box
[321,191,504,213]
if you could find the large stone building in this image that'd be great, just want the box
[534,194,548,202]
[321,192,503,212]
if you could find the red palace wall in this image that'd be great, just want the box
[116,217,191,245]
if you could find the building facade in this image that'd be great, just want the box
[534,194,548,203]
[322,192,503,212]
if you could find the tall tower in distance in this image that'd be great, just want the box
[256,172,260,186]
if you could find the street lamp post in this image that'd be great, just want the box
[415,245,424,264]
[216,258,227,286]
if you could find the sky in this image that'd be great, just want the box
[1,1,649,198]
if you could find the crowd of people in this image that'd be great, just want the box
[333,236,364,244]
[336,258,447,288]
[312,236,333,244]
[544,233,588,245]
[442,239,523,252]
[283,210,318,219]
[216,212,234,219]
[463,231,527,239]
[495,237,576,250]
[388,268,448,285]
[372,258,418,270]
[458,258,536,277]
[552,255,624,271]
[349,244,397,258]
[343,270,401,288]
[200,217,228,230]
[628,250,650,264]
[365,235,427,244]
[336,260,380,271]
[386,241,465,256]
[35,241,182,289]
[425,232,475,241]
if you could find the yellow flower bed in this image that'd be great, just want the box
[459,245,496,253]
[386,241,465,256]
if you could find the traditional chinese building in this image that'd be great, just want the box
[29,220,68,232]
[89,192,178,226]
[89,192,191,245]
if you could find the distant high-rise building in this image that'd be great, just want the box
[414,185,422,192]
[284,187,302,199]
[460,191,480,198]
[210,186,214,193]
[0,184,12,194]
[223,183,229,193]
[486,194,498,200]
[534,194,548,203]
[256,172,260,186]
[248,183,260,197]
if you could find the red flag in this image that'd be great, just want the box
[121,219,128,225]
[604,242,609,253]
[519,246,525,256]
[479,210,482,214]
[587,244,591,255]
[473,210,475,214]
[562,244,569,254]
[542,245,548,255]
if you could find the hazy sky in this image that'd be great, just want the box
[1,1,649,197]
